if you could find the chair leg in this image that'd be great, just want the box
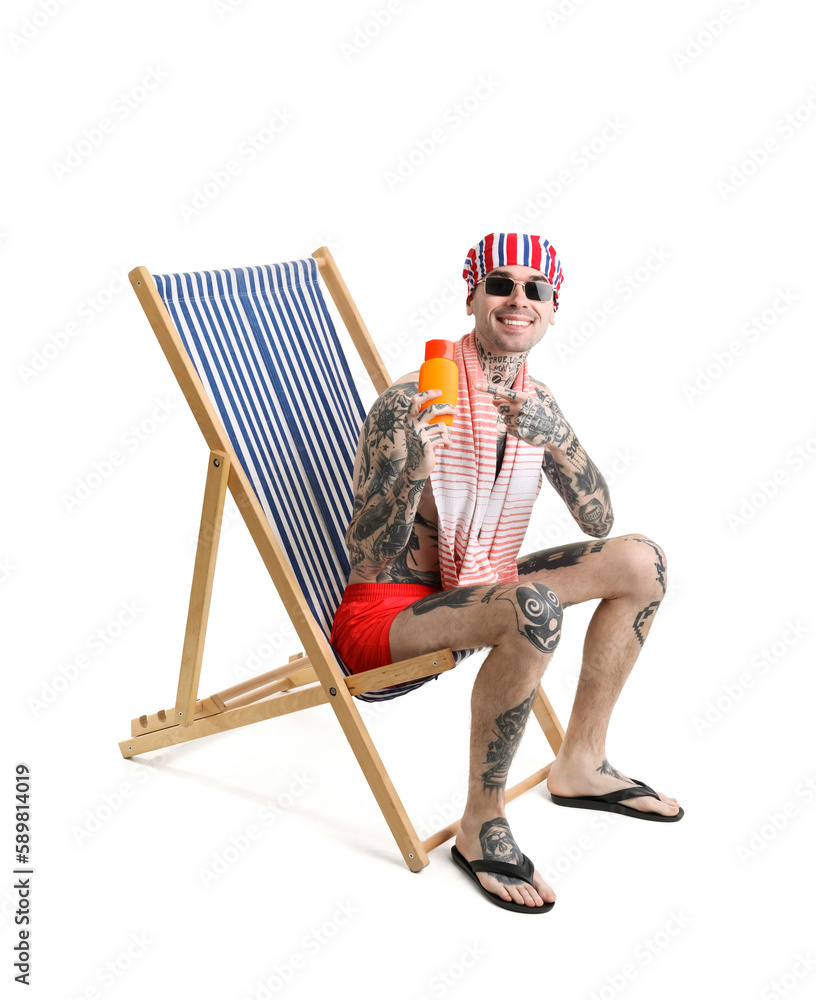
[328,699,431,872]
[532,684,565,757]
[294,637,431,872]
[175,451,231,727]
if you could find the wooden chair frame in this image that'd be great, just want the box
[119,247,565,872]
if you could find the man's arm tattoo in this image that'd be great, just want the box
[345,380,429,577]
[532,382,614,538]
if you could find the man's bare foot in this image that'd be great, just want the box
[454,815,556,908]
[547,755,681,818]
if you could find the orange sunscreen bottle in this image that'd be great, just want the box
[418,340,458,425]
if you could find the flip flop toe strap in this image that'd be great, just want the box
[468,854,535,886]
[594,779,659,804]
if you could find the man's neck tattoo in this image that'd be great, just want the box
[475,334,528,388]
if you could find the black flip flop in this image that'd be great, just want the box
[549,777,684,822]
[450,844,554,913]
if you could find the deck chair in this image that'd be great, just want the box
[119,247,565,871]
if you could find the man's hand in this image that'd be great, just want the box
[476,382,571,450]
[404,389,455,478]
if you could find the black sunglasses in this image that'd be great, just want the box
[476,275,554,303]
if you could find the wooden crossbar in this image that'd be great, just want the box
[120,685,330,758]
[421,763,556,853]
[212,655,311,703]
[124,648,457,754]
[220,667,317,710]
[133,695,226,738]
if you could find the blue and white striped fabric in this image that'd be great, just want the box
[154,258,479,702]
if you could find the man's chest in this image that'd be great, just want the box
[418,418,508,516]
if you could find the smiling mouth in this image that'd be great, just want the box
[496,316,533,328]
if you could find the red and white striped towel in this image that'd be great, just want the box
[430,330,545,589]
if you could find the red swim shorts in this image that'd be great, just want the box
[330,582,442,675]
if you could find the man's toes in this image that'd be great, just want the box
[657,792,681,813]
[509,883,538,907]
[508,878,549,907]
[535,876,556,903]
[654,797,680,815]
[484,877,541,907]
[512,883,531,906]
[623,794,675,815]
[479,874,513,902]
[474,870,552,908]
[505,882,527,905]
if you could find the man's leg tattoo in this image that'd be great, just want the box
[597,759,625,779]
[632,601,661,646]
[410,582,562,654]
[480,689,536,793]
[633,537,667,596]
[410,588,481,616]
[517,540,607,575]
[497,584,563,654]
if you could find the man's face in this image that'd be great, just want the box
[466,263,556,355]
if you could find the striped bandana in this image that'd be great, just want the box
[463,232,564,311]
[429,330,546,589]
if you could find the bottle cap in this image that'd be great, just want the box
[425,339,455,362]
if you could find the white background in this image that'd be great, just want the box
[4,1,815,997]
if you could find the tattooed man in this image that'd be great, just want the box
[331,232,682,913]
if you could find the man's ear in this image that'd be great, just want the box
[466,296,474,317]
